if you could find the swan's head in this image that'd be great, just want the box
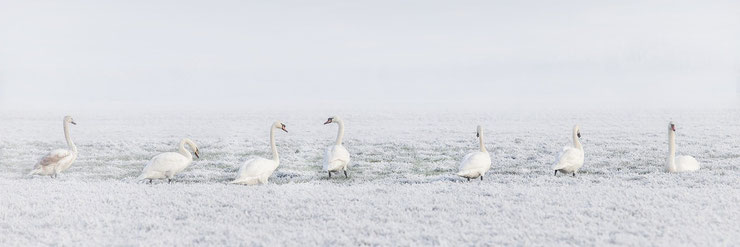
[64,116,77,125]
[324,116,340,125]
[574,125,581,138]
[476,125,482,138]
[669,121,676,132]
[183,138,200,159]
[273,121,288,133]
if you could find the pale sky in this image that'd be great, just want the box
[0,0,738,110]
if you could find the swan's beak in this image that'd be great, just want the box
[671,125,676,131]
[194,149,200,159]
[577,132,581,138]
[71,121,77,125]
[324,118,333,125]
[281,124,288,133]
[476,133,479,138]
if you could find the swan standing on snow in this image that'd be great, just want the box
[137,138,200,183]
[29,116,78,178]
[231,122,288,185]
[457,125,492,181]
[323,116,351,178]
[667,121,700,172]
[552,125,584,177]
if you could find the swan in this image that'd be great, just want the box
[28,116,78,178]
[667,121,700,172]
[137,138,200,183]
[457,125,492,181]
[552,125,584,177]
[230,121,288,185]
[323,116,351,178]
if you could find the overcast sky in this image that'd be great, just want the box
[0,0,738,110]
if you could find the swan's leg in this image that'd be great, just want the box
[328,171,332,178]
[344,170,348,178]
[554,170,558,176]
[467,178,470,182]
[480,176,483,181]
[572,172,576,177]
[148,179,153,184]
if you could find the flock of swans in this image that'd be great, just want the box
[25,115,700,184]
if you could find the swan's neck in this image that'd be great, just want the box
[270,126,279,163]
[64,122,77,153]
[179,140,193,160]
[479,133,487,153]
[668,130,676,172]
[572,130,582,150]
[335,120,345,145]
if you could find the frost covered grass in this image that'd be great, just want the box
[1,109,739,245]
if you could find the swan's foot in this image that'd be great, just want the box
[148,179,153,184]
[344,170,348,178]
[168,178,173,184]
[572,172,576,177]
[554,170,558,176]
[328,171,332,178]
[480,176,483,181]
[467,178,470,182]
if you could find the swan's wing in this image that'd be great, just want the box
[458,152,491,172]
[142,152,188,173]
[35,149,72,168]
[238,158,276,178]
[327,145,350,164]
[552,147,584,170]
[675,155,700,171]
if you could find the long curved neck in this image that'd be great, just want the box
[179,140,193,160]
[270,126,279,163]
[572,130,582,150]
[668,130,676,171]
[64,122,77,153]
[335,120,345,145]
[479,133,487,152]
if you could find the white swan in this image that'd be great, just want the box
[28,116,78,178]
[552,125,584,177]
[323,116,351,178]
[667,121,700,172]
[457,125,492,181]
[231,121,288,185]
[137,138,200,183]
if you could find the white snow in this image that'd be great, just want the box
[1,109,739,245]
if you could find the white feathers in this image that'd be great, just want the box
[323,116,351,177]
[29,116,78,178]
[137,138,200,182]
[667,121,700,172]
[231,121,288,185]
[457,125,491,180]
[552,125,584,176]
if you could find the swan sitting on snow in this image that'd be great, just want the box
[29,116,78,178]
[231,121,288,185]
[457,125,492,181]
[552,125,584,177]
[666,121,700,172]
[323,116,350,178]
[138,138,200,183]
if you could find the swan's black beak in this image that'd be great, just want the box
[476,132,479,138]
[71,121,77,125]
[324,118,333,125]
[194,149,200,159]
[577,132,581,138]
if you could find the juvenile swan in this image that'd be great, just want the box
[552,125,584,177]
[29,116,78,178]
[667,121,700,172]
[323,116,350,178]
[138,138,200,183]
[231,122,288,185]
[457,125,492,181]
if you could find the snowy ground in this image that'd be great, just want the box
[1,108,739,245]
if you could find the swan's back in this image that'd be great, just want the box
[232,158,278,185]
[458,151,491,178]
[31,149,76,175]
[324,145,350,171]
[141,152,191,176]
[674,155,700,172]
[552,147,584,172]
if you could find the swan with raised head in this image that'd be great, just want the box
[667,121,700,172]
[137,138,200,183]
[323,116,351,178]
[457,125,492,181]
[231,121,288,185]
[29,116,78,178]
[552,125,584,177]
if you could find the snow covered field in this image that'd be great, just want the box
[1,108,739,245]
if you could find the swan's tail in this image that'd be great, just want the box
[230,177,259,185]
[457,170,477,178]
[27,169,40,176]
